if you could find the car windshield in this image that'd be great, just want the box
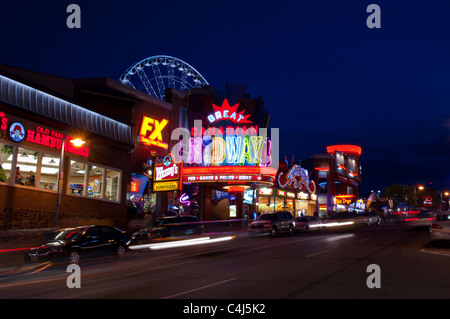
[52,227,88,241]
[258,214,277,221]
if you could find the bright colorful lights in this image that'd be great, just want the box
[207,99,251,124]
[326,145,362,156]
[139,116,169,149]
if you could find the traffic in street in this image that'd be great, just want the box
[1,215,449,300]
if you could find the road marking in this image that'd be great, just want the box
[162,278,236,299]
[358,237,372,243]
[306,249,330,258]
[420,248,450,257]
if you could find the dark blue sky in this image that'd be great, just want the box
[1,0,449,195]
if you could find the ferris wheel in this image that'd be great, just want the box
[119,55,209,101]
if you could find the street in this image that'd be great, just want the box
[0,221,449,301]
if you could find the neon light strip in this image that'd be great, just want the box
[326,145,362,156]
[182,166,277,176]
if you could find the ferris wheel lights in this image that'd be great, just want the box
[120,55,209,100]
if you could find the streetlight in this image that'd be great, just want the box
[415,185,425,206]
[54,135,86,228]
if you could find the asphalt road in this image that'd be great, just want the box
[1,221,449,302]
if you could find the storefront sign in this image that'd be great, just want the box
[26,127,89,157]
[259,188,273,195]
[9,122,26,142]
[153,154,182,191]
[1,111,89,157]
[153,180,180,192]
[335,195,354,206]
[423,196,433,207]
[138,116,169,149]
[277,164,316,194]
[185,135,271,166]
[207,99,252,124]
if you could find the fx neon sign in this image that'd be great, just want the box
[138,116,169,149]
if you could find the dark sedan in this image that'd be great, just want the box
[24,225,131,264]
[131,215,204,243]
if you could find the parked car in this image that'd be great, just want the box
[248,211,295,237]
[294,216,322,232]
[362,211,381,226]
[430,211,450,244]
[131,215,204,242]
[24,225,131,264]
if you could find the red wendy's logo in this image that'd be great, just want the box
[207,99,252,124]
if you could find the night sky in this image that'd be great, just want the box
[0,0,449,196]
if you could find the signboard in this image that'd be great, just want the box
[423,196,433,207]
[152,154,182,192]
[207,99,252,124]
[153,181,180,192]
[1,111,89,157]
[138,115,169,149]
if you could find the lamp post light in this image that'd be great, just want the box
[54,135,85,228]
[414,185,424,207]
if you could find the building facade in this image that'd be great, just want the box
[0,65,134,229]
[303,145,362,216]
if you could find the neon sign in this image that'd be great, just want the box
[185,135,271,166]
[277,164,316,194]
[207,99,251,124]
[153,154,182,192]
[139,116,169,149]
[1,111,89,157]
[26,127,89,157]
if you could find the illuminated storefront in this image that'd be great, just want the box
[302,144,362,215]
[256,187,316,217]
[0,68,133,229]
[254,158,317,218]
[166,84,277,221]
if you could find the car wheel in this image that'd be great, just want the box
[366,220,371,226]
[115,245,126,258]
[288,225,294,236]
[305,225,310,233]
[377,219,381,226]
[69,251,80,264]
[270,227,277,237]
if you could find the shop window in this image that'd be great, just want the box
[285,199,294,214]
[295,200,308,217]
[275,196,284,211]
[39,153,60,191]
[257,196,271,214]
[15,148,38,187]
[106,168,120,201]
[318,171,327,178]
[68,160,86,195]
[88,165,104,198]
[0,143,13,183]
